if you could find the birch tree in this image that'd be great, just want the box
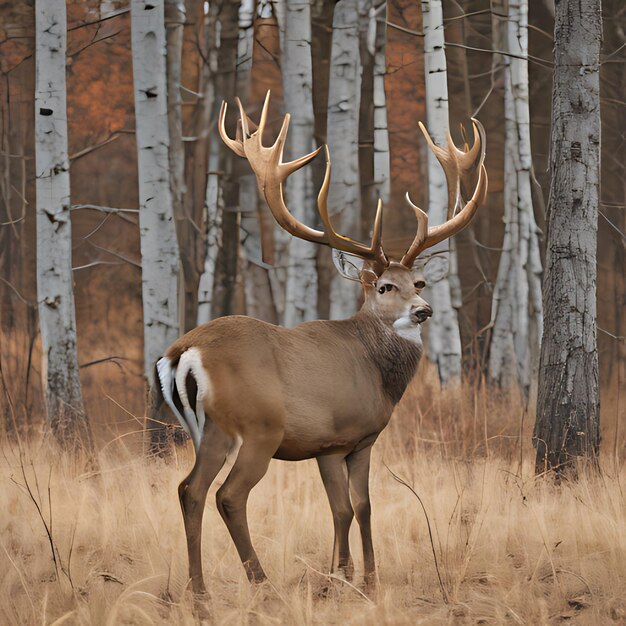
[131,0,181,382]
[197,0,221,325]
[372,1,389,202]
[35,0,93,450]
[281,0,318,326]
[327,0,362,319]
[488,0,543,392]
[533,0,601,473]
[165,0,193,329]
[237,0,279,323]
[420,0,462,384]
[211,0,242,317]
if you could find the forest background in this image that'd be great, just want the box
[0,0,624,448]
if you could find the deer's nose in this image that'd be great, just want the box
[411,304,433,323]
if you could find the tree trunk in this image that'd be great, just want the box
[165,0,189,329]
[211,0,242,318]
[327,0,362,319]
[35,0,93,451]
[196,0,221,325]
[372,1,389,203]
[239,0,278,323]
[488,0,543,393]
[281,0,319,326]
[131,0,181,384]
[533,0,601,474]
[421,0,462,384]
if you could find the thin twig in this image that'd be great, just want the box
[294,556,374,604]
[384,465,449,603]
[67,8,129,31]
[445,42,553,68]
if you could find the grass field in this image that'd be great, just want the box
[1,374,625,625]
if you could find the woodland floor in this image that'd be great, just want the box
[1,379,625,625]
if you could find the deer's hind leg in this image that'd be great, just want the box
[215,431,282,583]
[317,454,354,581]
[179,421,233,595]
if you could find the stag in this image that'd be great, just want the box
[153,92,487,595]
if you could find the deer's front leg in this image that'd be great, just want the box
[347,445,376,588]
[317,454,354,580]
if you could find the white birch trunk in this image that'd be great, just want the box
[131,0,181,382]
[327,0,362,319]
[237,0,277,322]
[281,0,319,326]
[165,0,188,327]
[35,0,92,449]
[197,139,223,325]
[488,0,543,392]
[197,1,221,325]
[421,0,462,384]
[237,0,255,99]
[372,2,389,202]
[240,175,279,322]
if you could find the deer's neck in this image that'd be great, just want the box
[351,311,423,405]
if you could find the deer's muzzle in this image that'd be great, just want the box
[411,304,433,324]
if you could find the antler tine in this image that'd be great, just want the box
[220,91,391,272]
[219,101,246,158]
[317,146,388,267]
[401,119,487,268]
[273,114,323,181]
[370,198,388,272]
[419,121,460,220]
[257,89,271,139]
[234,97,253,139]
[400,193,429,267]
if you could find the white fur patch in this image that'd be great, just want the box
[176,347,212,451]
[156,357,190,437]
[393,316,423,346]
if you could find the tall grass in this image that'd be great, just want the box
[1,367,624,625]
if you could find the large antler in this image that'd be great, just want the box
[220,91,487,277]
[219,91,388,273]
[400,119,488,269]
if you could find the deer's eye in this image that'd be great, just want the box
[414,280,426,290]
[378,284,393,294]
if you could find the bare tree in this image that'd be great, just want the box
[327,0,362,319]
[165,0,196,330]
[35,0,93,450]
[237,0,278,322]
[372,1,389,203]
[197,0,222,325]
[488,0,543,392]
[420,0,462,384]
[534,0,601,474]
[280,0,319,326]
[131,0,181,383]
[211,0,243,318]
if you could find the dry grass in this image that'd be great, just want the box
[1,373,625,625]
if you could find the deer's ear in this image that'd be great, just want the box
[332,249,364,282]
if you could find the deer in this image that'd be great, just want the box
[151,92,487,597]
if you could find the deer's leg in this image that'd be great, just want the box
[215,432,281,583]
[346,445,375,586]
[317,454,354,580]
[178,422,233,595]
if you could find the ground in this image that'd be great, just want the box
[1,377,625,625]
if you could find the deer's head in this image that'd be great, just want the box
[219,92,487,332]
